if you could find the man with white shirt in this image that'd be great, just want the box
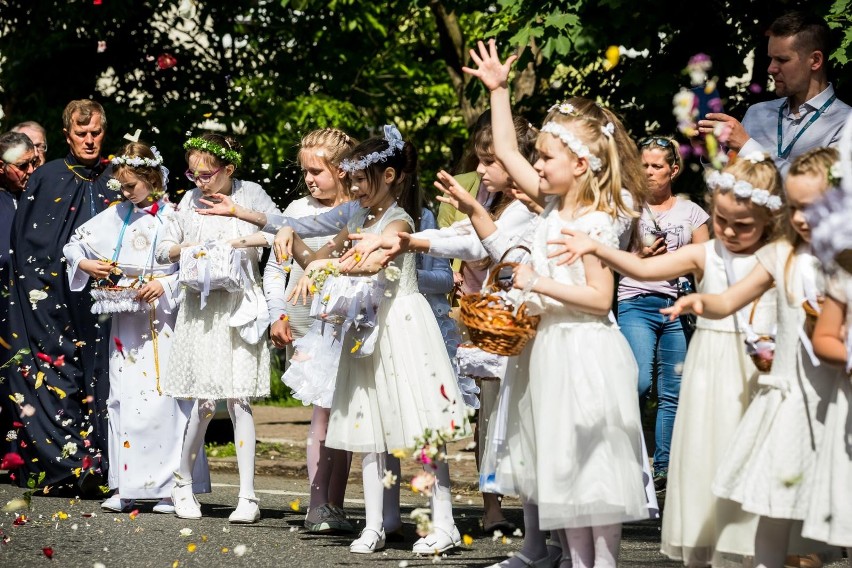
[698,11,851,175]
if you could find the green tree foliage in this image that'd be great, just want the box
[0,0,849,207]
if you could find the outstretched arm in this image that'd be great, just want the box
[463,39,541,203]
[662,263,774,320]
[549,228,706,282]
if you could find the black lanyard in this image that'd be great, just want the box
[777,94,836,160]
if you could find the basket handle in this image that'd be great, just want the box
[497,245,532,265]
[485,245,532,290]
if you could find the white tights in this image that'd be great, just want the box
[177,399,257,499]
[306,406,351,510]
[361,446,454,534]
[556,524,621,568]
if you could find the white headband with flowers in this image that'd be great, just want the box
[706,170,782,211]
[107,146,170,193]
[340,124,404,174]
[540,122,603,172]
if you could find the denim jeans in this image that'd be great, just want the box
[617,294,687,475]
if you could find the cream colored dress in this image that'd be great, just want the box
[325,204,472,452]
[661,240,776,564]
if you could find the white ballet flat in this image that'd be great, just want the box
[228,496,260,524]
[412,524,462,555]
[349,528,386,554]
[172,474,201,520]
[101,495,135,513]
[152,498,175,514]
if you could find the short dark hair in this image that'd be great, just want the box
[768,11,832,61]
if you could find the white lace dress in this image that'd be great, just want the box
[325,204,472,453]
[802,270,852,547]
[483,207,648,530]
[156,181,278,400]
[713,241,840,552]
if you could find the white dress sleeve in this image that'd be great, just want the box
[63,234,95,291]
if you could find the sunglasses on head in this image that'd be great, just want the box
[639,137,674,148]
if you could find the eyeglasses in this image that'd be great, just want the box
[9,158,38,172]
[33,143,47,153]
[639,137,674,148]
[184,166,223,184]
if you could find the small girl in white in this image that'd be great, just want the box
[156,133,279,524]
[281,126,471,555]
[64,142,210,514]
[464,39,647,568]
[554,154,784,566]
[263,128,356,534]
[663,146,845,567]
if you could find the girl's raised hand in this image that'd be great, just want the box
[462,38,517,92]
[197,193,237,216]
[286,274,314,306]
[274,227,295,263]
[660,294,705,321]
[434,170,479,216]
[547,228,598,266]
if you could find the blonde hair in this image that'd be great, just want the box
[296,128,356,196]
[539,109,630,219]
[569,98,648,209]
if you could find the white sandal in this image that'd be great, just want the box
[349,528,386,554]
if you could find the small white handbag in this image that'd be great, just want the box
[309,274,385,327]
[179,242,247,306]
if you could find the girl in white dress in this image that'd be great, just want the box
[156,133,279,524]
[64,142,210,514]
[281,126,471,555]
[663,148,845,568]
[796,144,852,559]
[453,39,646,568]
[263,128,356,534]
[555,155,784,566]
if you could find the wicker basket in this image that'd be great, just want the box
[458,247,540,357]
[802,297,825,339]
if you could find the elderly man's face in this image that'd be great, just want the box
[64,112,105,166]
[15,126,47,167]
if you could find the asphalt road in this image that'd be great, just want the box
[0,472,846,567]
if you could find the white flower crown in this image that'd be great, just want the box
[540,122,603,172]
[111,146,165,168]
[340,125,405,174]
[108,146,170,192]
[706,170,782,211]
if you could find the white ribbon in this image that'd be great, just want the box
[798,254,822,368]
